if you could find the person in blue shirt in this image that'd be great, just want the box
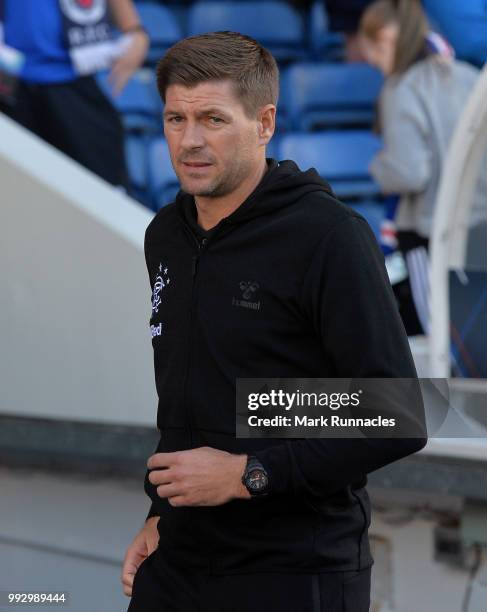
[0,0,149,189]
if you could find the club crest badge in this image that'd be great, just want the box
[152,263,171,316]
[59,0,106,25]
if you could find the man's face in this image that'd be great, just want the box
[163,80,264,198]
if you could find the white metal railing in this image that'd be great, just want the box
[430,63,487,377]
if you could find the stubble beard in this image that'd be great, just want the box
[180,154,253,199]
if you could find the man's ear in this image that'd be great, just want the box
[257,104,276,145]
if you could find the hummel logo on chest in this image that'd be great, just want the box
[232,281,261,311]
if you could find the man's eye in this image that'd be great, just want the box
[168,116,183,123]
[209,116,224,124]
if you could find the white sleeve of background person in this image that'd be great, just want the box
[369,77,432,195]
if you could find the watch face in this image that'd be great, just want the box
[247,469,268,492]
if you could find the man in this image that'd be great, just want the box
[122,31,427,612]
[0,0,148,189]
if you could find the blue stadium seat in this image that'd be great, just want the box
[266,134,279,161]
[97,70,162,134]
[125,136,151,206]
[348,201,384,242]
[187,1,306,63]
[423,0,487,67]
[136,3,183,64]
[149,138,180,210]
[280,63,383,131]
[309,1,344,61]
[278,131,382,201]
[278,130,384,239]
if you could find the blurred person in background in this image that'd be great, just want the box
[324,0,375,61]
[0,0,149,189]
[359,0,487,336]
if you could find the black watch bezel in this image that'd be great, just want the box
[242,455,269,497]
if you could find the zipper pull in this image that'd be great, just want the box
[192,237,208,277]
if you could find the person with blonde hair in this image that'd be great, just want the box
[359,0,487,336]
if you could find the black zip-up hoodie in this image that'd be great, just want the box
[143,158,427,575]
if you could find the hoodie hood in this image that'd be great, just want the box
[176,158,334,235]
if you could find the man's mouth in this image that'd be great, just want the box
[182,161,212,167]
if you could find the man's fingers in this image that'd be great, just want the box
[168,495,190,507]
[121,559,137,579]
[121,574,134,591]
[121,570,135,598]
[121,551,146,597]
[156,483,181,499]
[148,466,174,486]
[121,568,135,598]
[147,451,179,469]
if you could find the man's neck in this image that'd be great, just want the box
[194,158,268,231]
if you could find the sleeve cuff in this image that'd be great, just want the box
[253,445,293,497]
[145,502,158,522]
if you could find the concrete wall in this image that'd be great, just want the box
[0,113,157,426]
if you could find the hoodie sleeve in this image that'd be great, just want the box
[146,502,158,522]
[144,435,165,521]
[253,214,428,500]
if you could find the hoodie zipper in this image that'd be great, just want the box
[179,216,235,447]
[181,225,212,448]
[192,236,208,277]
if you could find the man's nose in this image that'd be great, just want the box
[180,121,206,150]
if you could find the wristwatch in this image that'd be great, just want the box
[241,455,269,497]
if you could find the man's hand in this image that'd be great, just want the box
[147,447,251,507]
[121,516,159,598]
